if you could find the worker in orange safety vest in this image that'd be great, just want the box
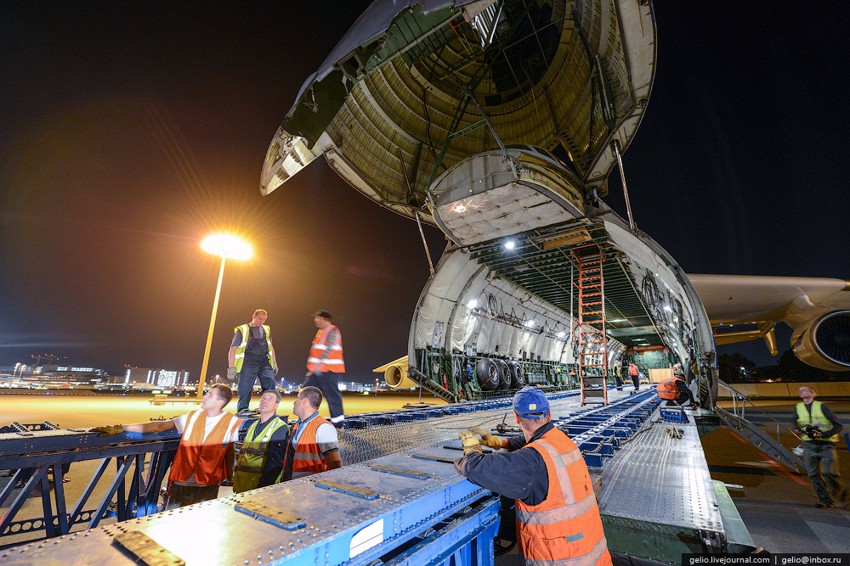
[105,384,242,509]
[455,387,612,566]
[303,310,346,428]
[278,386,342,481]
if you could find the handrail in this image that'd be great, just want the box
[716,380,802,444]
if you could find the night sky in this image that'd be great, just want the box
[2,1,849,382]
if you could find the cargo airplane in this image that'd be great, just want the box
[260,0,850,406]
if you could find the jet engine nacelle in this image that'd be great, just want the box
[373,356,418,389]
[791,310,850,371]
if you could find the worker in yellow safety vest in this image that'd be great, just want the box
[233,390,289,493]
[793,385,848,508]
[228,309,279,417]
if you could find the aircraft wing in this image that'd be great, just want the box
[688,274,850,371]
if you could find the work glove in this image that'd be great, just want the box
[690,403,698,410]
[226,367,237,380]
[272,362,279,377]
[480,432,505,450]
[459,430,482,454]
[89,424,123,436]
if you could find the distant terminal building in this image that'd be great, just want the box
[38,365,107,377]
[124,367,190,388]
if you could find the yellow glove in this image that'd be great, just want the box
[89,424,124,437]
[459,430,482,454]
[481,432,505,450]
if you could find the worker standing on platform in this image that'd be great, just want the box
[278,386,341,481]
[228,309,278,417]
[455,387,612,566]
[303,310,345,428]
[627,361,640,390]
[109,384,242,509]
[792,385,848,508]
[233,390,289,493]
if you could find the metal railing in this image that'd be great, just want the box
[717,380,801,444]
[0,425,178,548]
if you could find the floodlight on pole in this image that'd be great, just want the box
[197,233,252,399]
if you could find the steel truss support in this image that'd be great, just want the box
[0,427,177,547]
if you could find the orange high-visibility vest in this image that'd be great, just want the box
[169,410,242,487]
[516,428,611,566]
[628,363,638,376]
[306,324,345,373]
[656,376,683,400]
[284,415,330,479]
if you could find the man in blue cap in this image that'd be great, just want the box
[455,386,611,566]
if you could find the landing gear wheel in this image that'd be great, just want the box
[475,358,500,390]
[496,360,511,390]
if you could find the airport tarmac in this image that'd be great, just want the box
[0,391,445,429]
[2,392,850,554]
[706,400,850,553]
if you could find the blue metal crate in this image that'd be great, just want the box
[660,406,688,423]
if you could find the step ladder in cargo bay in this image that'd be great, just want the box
[574,247,609,405]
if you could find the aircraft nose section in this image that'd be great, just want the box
[430,147,587,246]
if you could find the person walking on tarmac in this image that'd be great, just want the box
[303,310,345,428]
[233,390,289,493]
[792,385,848,508]
[278,386,341,481]
[95,384,243,509]
[656,364,697,408]
[228,309,278,417]
[455,387,612,566]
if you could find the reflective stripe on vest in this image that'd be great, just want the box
[233,416,288,493]
[306,324,345,373]
[169,410,242,487]
[286,416,330,477]
[656,376,682,400]
[233,324,273,373]
[516,429,611,566]
[796,401,838,443]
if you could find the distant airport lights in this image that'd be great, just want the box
[197,233,253,399]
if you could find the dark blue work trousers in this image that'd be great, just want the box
[302,371,345,423]
[237,358,276,413]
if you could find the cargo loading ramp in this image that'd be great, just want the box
[597,406,756,562]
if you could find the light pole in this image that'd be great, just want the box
[197,233,252,399]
